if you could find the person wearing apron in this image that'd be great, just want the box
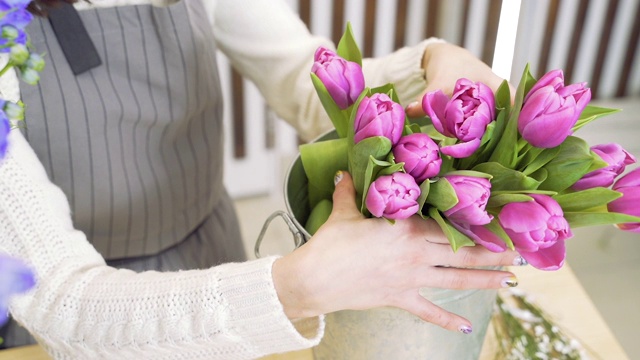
[0,0,520,357]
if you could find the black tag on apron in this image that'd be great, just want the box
[48,3,102,75]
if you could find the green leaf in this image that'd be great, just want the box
[442,170,493,179]
[473,162,543,192]
[348,136,393,196]
[428,208,475,252]
[488,193,534,208]
[305,199,333,235]
[489,64,535,168]
[519,146,561,175]
[485,219,515,250]
[537,136,594,192]
[417,179,431,217]
[495,79,512,112]
[426,177,458,211]
[311,73,350,137]
[565,212,640,228]
[300,137,348,207]
[553,188,623,212]
[572,105,621,132]
[336,22,362,66]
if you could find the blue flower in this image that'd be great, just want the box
[0,109,9,158]
[0,254,36,326]
[0,0,32,12]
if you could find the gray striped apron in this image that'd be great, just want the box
[1,0,247,347]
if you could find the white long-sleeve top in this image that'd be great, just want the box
[0,0,439,358]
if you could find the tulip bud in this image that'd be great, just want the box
[499,194,572,270]
[443,175,493,226]
[0,254,36,327]
[392,133,442,183]
[311,47,364,109]
[365,172,420,220]
[421,78,495,158]
[353,93,405,145]
[519,70,591,148]
[608,167,640,232]
[573,143,636,190]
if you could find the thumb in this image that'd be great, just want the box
[331,171,360,218]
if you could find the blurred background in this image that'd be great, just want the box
[218,1,640,358]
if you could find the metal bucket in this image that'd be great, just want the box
[254,130,496,359]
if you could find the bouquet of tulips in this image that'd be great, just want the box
[298,23,640,271]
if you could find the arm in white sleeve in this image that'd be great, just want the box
[0,130,323,358]
[209,0,443,142]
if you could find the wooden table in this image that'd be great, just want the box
[0,263,628,360]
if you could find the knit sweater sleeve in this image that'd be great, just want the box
[0,129,323,357]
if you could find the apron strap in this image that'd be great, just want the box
[48,2,102,75]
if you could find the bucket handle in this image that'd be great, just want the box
[254,210,306,258]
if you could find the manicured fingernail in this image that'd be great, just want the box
[459,324,473,334]
[501,276,518,288]
[513,255,528,266]
[405,101,420,112]
[334,170,343,185]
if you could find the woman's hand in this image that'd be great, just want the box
[406,42,514,118]
[273,171,522,333]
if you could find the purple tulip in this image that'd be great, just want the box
[573,143,636,190]
[353,93,405,145]
[519,70,591,148]
[311,47,365,110]
[499,194,572,270]
[421,78,495,158]
[392,133,442,183]
[443,175,493,226]
[365,172,420,220]
[608,167,640,232]
[0,254,36,326]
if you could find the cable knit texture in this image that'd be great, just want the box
[0,0,435,357]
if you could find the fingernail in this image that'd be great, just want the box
[405,101,420,112]
[501,276,518,288]
[334,170,343,186]
[458,324,472,334]
[513,255,528,266]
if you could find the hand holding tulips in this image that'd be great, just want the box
[302,24,640,275]
[273,171,523,333]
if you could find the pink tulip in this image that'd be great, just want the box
[0,254,36,326]
[499,194,572,270]
[311,47,365,109]
[421,78,495,158]
[519,70,591,148]
[573,143,636,190]
[353,93,405,145]
[392,133,442,183]
[365,172,420,220]
[608,167,640,232]
[443,175,493,226]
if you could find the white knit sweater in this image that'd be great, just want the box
[0,0,437,358]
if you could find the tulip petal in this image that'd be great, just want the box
[440,138,481,158]
[519,240,566,271]
[453,223,508,253]
[422,91,450,136]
